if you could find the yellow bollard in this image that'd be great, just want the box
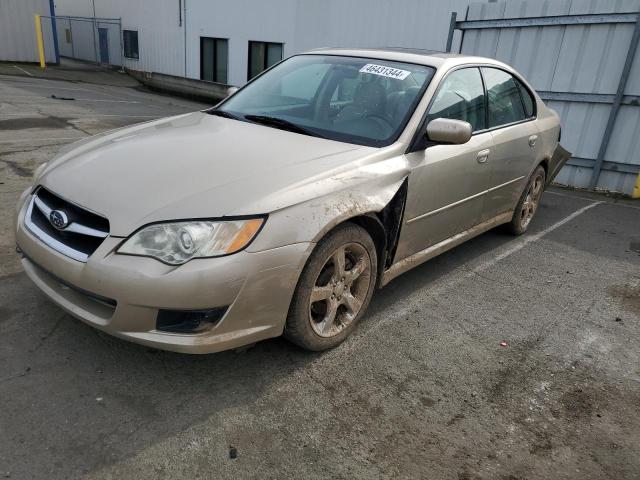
[633,172,640,199]
[34,14,46,68]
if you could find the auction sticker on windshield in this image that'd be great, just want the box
[359,64,411,80]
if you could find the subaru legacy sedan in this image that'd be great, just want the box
[14,49,569,353]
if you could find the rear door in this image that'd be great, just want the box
[395,67,494,260]
[480,67,540,220]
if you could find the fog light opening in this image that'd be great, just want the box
[156,307,228,333]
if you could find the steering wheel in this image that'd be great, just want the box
[364,113,393,131]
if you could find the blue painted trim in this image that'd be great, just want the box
[49,0,60,64]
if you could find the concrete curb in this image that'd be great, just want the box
[126,68,230,104]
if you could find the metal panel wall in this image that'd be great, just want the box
[0,0,56,63]
[455,0,640,195]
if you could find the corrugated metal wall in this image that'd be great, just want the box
[457,0,640,195]
[0,0,57,63]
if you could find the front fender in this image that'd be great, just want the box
[247,155,409,252]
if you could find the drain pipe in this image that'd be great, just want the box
[49,0,60,64]
[183,0,188,77]
[91,0,98,63]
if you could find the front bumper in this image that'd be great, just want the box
[15,193,312,353]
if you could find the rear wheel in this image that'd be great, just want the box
[506,165,546,235]
[284,223,377,351]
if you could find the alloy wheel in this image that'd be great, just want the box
[309,242,372,338]
[519,172,544,230]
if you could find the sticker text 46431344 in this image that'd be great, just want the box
[359,64,412,80]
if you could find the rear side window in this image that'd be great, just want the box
[517,80,535,118]
[482,67,526,128]
[427,67,486,132]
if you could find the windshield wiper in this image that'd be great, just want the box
[206,109,243,121]
[244,114,324,138]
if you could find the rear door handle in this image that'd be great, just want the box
[477,149,490,164]
[529,135,538,148]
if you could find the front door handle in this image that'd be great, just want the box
[529,135,538,148]
[477,149,490,164]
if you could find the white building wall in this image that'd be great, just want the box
[56,0,471,84]
[55,0,186,76]
[188,0,470,86]
[187,0,298,85]
[0,0,57,63]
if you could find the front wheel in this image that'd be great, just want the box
[506,165,546,235]
[284,223,378,351]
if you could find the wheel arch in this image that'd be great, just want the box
[539,157,549,176]
[538,156,551,181]
[310,178,408,286]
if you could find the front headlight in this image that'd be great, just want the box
[117,218,265,265]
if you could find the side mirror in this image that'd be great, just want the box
[226,86,239,98]
[426,118,472,145]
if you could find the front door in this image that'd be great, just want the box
[395,67,493,260]
[98,28,109,64]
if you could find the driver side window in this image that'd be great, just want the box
[427,67,486,132]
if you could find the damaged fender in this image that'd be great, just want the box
[247,153,410,253]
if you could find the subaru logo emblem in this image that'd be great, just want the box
[49,210,69,230]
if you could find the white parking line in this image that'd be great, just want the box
[8,94,140,104]
[4,84,94,92]
[0,75,118,91]
[0,113,160,118]
[329,200,605,358]
[73,98,141,104]
[546,189,605,202]
[12,65,33,77]
[0,137,85,144]
[546,189,640,211]
[468,201,604,275]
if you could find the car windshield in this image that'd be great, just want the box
[215,55,436,147]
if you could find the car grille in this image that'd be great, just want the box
[25,187,110,262]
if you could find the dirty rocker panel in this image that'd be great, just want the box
[381,211,513,286]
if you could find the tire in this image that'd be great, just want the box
[284,223,378,351]
[506,165,546,235]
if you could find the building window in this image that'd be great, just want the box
[248,41,283,80]
[123,30,139,60]
[200,37,228,84]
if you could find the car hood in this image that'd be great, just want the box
[38,112,373,236]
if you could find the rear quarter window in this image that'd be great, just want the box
[517,80,535,118]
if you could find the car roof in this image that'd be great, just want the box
[302,47,506,70]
